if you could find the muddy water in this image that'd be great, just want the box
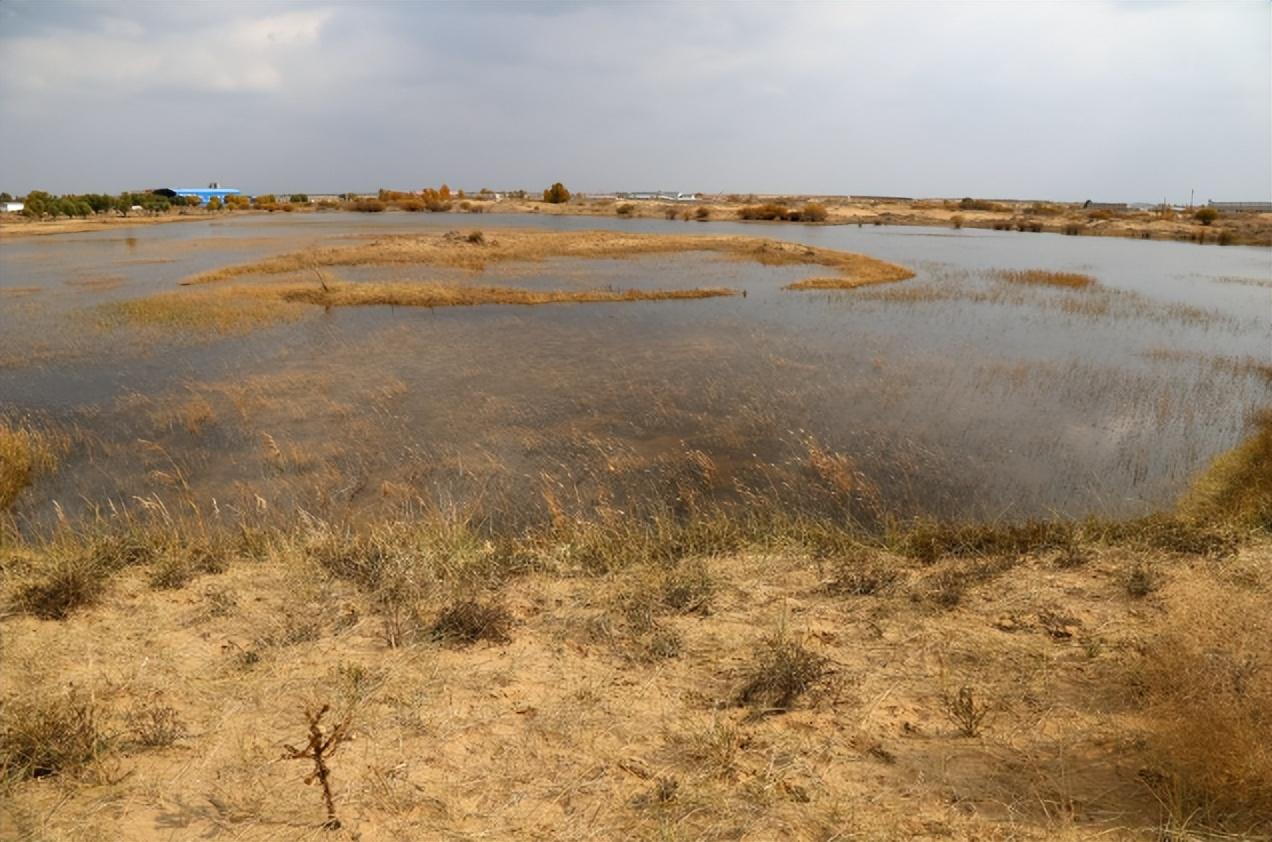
[2,212,1269,528]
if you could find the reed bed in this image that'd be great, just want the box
[179,230,914,290]
[992,269,1097,288]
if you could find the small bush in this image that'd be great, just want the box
[542,182,571,204]
[950,214,964,229]
[1125,563,1158,598]
[126,700,186,748]
[0,691,106,779]
[1194,207,1218,225]
[941,685,992,737]
[616,203,635,217]
[694,206,710,221]
[737,203,788,221]
[350,199,385,213]
[13,554,111,619]
[736,634,827,710]
[431,598,512,645]
[1062,223,1083,235]
[800,203,828,222]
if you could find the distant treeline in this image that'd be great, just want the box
[9,190,202,218]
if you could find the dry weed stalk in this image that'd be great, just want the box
[282,704,352,830]
[942,685,992,737]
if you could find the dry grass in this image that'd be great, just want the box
[0,422,59,510]
[992,269,1098,289]
[277,281,739,309]
[0,690,106,780]
[1182,409,1272,530]
[179,229,914,290]
[1137,574,1272,828]
[99,280,738,333]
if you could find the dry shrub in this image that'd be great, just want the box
[147,537,229,590]
[12,553,112,619]
[0,422,58,510]
[823,551,898,596]
[950,214,964,229]
[800,203,828,222]
[736,634,827,710]
[615,203,635,217]
[431,598,512,645]
[350,199,385,213]
[0,690,107,779]
[1137,579,1272,829]
[992,269,1096,289]
[694,206,710,221]
[737,203,788,221]
[899,518,1074,564]
[125,699,186,748]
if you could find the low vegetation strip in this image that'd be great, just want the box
[179,229,915,290]
[97,281,739,333]
[276,281,738,308]
[0,422,60,510]
[992,269,1097,288]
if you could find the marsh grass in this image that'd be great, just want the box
[180,230,913,290]
[0,422,60,510]
[1182,410,1272,530]
[992,269,1097,289]
[100,279,739,333]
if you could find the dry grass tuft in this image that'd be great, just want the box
[1137,578,1272,828]
[0,690,106,780]
[992,269,1097,288]
[0,422,59,510]
[431,598,513,645]
[735,634,828,711]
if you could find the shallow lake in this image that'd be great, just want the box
[2,212,1269,528]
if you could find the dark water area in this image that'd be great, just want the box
[2,212,1269,530]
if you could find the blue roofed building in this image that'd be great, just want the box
[153,182,241,204]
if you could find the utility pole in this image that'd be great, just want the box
[1190,188,1194,209]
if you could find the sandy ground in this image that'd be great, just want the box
[2,529,1267,841]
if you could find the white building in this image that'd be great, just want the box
[2,202,24,213]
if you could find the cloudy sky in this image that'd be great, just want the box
[1,0,1267,202]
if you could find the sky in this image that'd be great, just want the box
[0,0,1268,202]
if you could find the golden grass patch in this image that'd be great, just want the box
[98,280,739,333]
[179,229,914,290]
[992,269,1097,288]
[0,422,59,510]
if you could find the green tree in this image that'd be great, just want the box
[542,182,571,204]
[289,194,308,203]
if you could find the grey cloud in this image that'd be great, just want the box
[0,0,1266,202]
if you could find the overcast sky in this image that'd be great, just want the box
[1,0,1267,202]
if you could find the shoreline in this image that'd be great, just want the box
[3,197,1268,246]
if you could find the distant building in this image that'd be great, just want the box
[1082,200,1128,210]
[617,191,700,202]
[1207,200,1272,213]
[153,182,241,205]
[1,201,23,213]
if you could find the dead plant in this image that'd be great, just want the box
[282,704,353,830]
